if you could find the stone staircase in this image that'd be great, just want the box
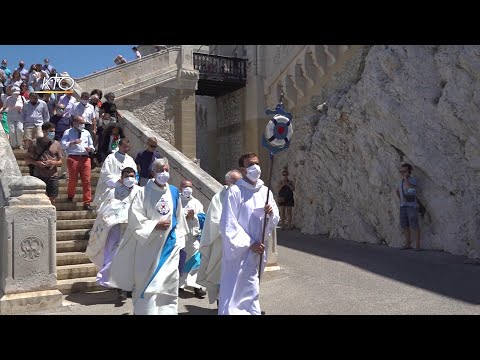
[13,148,103,294]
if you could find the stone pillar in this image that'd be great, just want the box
[174,89,197,159]
[0,176,62,314]
[173,45,199,160]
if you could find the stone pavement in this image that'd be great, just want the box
[15,229,480,315]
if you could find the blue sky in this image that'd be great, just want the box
[0,45,136,78]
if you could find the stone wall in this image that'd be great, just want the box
[196,96,217,176]
[120,88,176,145]
[117,110,222,211]
[216,88,245,179]
[273,45,480,258]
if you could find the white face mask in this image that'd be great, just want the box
[123,177,136,188]
[246,164,261,182]
[182,187,193,198]
[156,171,170,185]
[77,124,85,131]
[81,99,88,105]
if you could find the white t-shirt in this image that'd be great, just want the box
[135,51,141,59]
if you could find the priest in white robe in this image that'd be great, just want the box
[92,138,137,207]
[85,166,140,297]
[178,180,206,298]
[196,169,242,305]
[219,152,279,315]
[105,157,188,315]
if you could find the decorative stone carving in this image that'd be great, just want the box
[19,237,45,261]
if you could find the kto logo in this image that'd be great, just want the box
[36,74,75,94]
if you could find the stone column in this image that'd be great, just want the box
[173,45,199,160]
[174,89,197,159]
[0,176,62,314]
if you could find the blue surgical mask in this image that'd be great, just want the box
[47,131,55,140]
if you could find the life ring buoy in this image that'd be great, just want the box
[264,114,293,148]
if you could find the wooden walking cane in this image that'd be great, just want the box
[258,93,293,281]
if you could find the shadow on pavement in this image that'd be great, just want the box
[65,290,128,308]
[179,305,218,315]
[277,230,480,304]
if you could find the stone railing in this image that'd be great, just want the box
[73,46,182,99]
[117,110,222,209]
[0,127,62,314]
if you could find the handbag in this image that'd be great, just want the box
[401,179,416,203]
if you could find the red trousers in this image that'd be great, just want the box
[67,155,92,205]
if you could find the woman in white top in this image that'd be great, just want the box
[4,86,26,149]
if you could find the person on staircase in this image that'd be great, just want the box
[97,121,124,163]
[21,92,50,147]
[60,116,95,211]
[100,92,119,121]
[86,166,140,301]
[92,138,137,208]
[178,180,207,299]
[135,136,160,186]
[72,92,96,140]
[24,121,63,204]
[106,157,189,315]
[50,103,71,179]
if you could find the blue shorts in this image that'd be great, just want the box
[400,206,418,230]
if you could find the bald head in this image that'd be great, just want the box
[225,169,242,186]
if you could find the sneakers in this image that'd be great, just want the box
[83,204,93,211]
[194,287,207,299]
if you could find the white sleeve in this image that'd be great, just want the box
[219,188,253,261]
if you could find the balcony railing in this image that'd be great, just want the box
[193,53,247,82]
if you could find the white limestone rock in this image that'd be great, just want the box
[276,45,480,258]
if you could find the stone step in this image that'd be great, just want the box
[57,252,91,266]
[18,168,101,177]
[57,219,95,230]
[58,186,97,194]
[55,202,97,211]
[56,210,97,220]
[56,229,91,241]
[57,263,97,280]
[56,240,89,253]
[55,196,98,204]
[57,277,104,294]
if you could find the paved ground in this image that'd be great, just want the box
[17,229,480,315]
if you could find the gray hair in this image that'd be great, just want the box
[152,157,168,172]
[225,169,242,185]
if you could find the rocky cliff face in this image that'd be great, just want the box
[274,45,480,258]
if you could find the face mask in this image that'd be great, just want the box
[156,171,169,185]
[47,131,55,140]
[246,164,261,182]
[81,99,88,105]
[103,120,110,125]
[107,99,114,103]
[182,187,193,198]
[123,177,136,188]
[57,109,65,115]
[77,124,85,131]
[44,62,49,66]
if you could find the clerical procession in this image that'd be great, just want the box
[1,45,479,316]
